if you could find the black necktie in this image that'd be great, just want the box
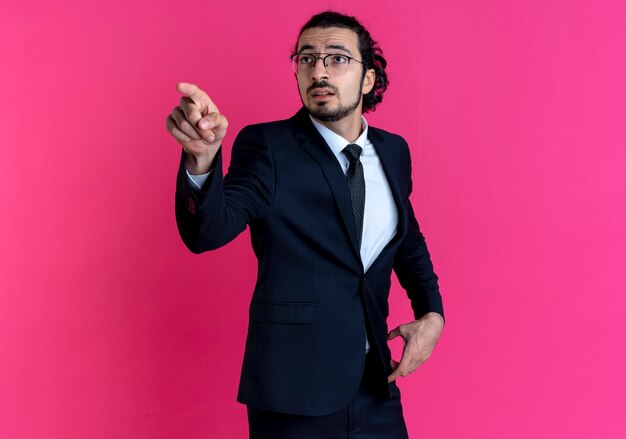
[342,144,365,249]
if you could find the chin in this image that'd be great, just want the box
[307,102,358,122]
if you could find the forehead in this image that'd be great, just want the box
[296,27,360,55]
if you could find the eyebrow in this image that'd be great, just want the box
[298,44,354,56]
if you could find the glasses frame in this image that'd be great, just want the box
[291,52,364,76]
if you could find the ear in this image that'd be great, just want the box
[362,68,376,95]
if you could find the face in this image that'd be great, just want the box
[294,27,375,122]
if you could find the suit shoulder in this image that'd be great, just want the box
[369,126,409,147]
[231,117,293,153]
[238,117,292,136]
[368,125,411,162]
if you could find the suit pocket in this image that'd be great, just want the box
[249,300,318,324]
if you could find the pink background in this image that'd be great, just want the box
[2,0,625,437]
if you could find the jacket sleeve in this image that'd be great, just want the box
[174,124,275,253]
[392,148,445,322]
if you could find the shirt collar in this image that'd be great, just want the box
[308,114,369,157]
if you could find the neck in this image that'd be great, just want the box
[312,110,364,143]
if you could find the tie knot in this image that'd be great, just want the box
[342,144,362,163]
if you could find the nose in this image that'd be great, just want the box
[310,57,329,81]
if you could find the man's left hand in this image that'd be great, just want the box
[387,312,444,383]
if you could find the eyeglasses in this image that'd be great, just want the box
[291,53,364,77]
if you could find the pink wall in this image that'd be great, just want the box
[2,0,625,437]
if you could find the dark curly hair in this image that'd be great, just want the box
[293,11,389,113]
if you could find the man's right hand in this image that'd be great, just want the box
[166,82,229,175]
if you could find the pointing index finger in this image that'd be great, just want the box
[176,82,219,115]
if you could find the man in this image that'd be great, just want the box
[166,11,444,438]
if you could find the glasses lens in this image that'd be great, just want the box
[291,56,301,74]
[292,54,317,75]
[325,55,350,76]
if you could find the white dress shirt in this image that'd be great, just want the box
[187,114,399,353]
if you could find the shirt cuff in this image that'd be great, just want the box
[186,169,211,189]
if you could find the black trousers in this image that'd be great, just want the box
[247,352,410,439]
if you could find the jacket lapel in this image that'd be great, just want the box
[292,108,362,262]
[367,128,407,259]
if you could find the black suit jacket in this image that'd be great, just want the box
[175,107,444,416]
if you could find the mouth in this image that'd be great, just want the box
[310,89,335,100]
